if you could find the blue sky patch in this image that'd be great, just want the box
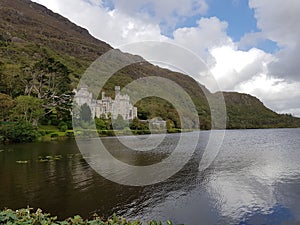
[256,39,279,53]
[205,0,258,41]
[101,0,114,10]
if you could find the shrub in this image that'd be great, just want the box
[103,130,115,136]
[45,130,56,134]
[4,122,40,143]
[167,128,181,133]
[0,135,4,144]
[0,208,178,225]
[66,131,74,138]
[58,121,68,132]
[39,130,46,136]
[50,133,59,138]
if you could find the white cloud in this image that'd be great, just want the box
[32,0,167,47]
[239,0,300,115]
[237,74,285,96]
[33,0,61,12]
[109,0,208,33]
[249,0,300,48]
[238,32,264,50]
[249,0,300,81]
[208,46,274,90]
[173,17,232,58]
[236,75,300,116]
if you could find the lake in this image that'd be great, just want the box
[0,128,300,225]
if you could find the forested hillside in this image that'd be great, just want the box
[0,0,299,143]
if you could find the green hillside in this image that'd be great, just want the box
[222,92,299,128]
[0,0,299,143]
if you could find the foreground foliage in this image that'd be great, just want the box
[0,208,179,225]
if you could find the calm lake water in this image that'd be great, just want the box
[0,128,300,225]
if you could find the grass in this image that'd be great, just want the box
[38,124,60,131]
[37,125,188,142]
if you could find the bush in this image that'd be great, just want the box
[58,121,68,132]
[0,135,4,144]
[45,130,57,134]
[3,122,40,143]
[97,130,115,136]
[39,130,46,136]
[66,131,74,138]
[167,128,181,133]
[0,208,178,225]
[50,133,59,138]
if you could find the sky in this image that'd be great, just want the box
[31,0,300,116]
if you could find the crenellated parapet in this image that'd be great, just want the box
[74,86,137,120]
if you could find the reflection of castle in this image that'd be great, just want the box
[74,86,137,120]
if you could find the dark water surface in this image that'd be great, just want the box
[0,129,300,225]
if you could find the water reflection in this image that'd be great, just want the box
[206,129,300,225]
[0,129,300,224]
[121,129,300,225]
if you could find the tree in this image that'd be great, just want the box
[113,114,127,130]
[95,117,106,130]
[18,57,73,115]
[12,96,44,127]
[166,119,175,131]
[21,57,71,98]
[80,103,92,122]
[105,112,112,130]
[130,117,140,130]
[0,93,14,121]
[0,62,23,96]
[5,122,40,143]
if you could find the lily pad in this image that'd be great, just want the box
[38,159,49,163]
[16,160,29,164]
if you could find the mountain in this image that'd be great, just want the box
[0,0,299,129]
[222,92,299,128]
[0,0,111,59]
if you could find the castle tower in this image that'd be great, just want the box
[115,86,120,98]
[74,85,137,120]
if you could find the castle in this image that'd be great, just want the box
[74,86,137,120]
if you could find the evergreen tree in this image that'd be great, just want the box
[80,103,92,122]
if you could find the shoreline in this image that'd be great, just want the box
[1,127,300,145]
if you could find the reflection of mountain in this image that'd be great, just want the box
[1,0,300,129]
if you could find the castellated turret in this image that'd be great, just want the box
[74,86,137,120]
[115,86,120,97]
[74,84,93,106]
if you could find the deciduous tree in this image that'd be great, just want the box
[12,95,44,127]
[0,93,14,121]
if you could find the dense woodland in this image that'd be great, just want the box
[1,0,300,143]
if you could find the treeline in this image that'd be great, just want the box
[0,54,185,143]
[1,35,300,144]
[0,55,74,143]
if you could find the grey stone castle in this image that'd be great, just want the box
[74,86,137,120]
